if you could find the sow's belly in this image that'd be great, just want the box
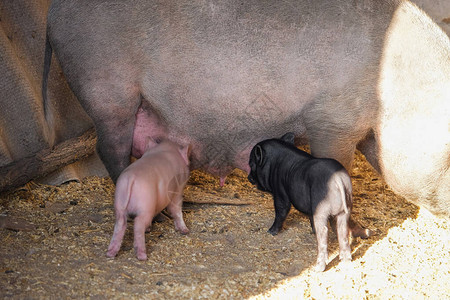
[132,95,307,177]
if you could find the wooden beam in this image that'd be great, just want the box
[0,128,97,193]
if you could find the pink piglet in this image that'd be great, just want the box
[106,138,190,260]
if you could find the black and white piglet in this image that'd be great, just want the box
[248,133,364,272]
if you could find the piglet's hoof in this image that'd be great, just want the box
[106,251,117,259]
[136,252,148,261]
[339,250,352,261]
[177,227,190,235]
[268,227,280,236]
[339,252,352,262]
[106,245,120,258]
[314,261,326,272]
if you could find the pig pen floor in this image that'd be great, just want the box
[1,151,449,299]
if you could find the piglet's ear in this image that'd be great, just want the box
[255,145,264,165]
[280,132,295,145]
[178,144,191,166]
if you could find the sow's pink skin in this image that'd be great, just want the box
[106,139,190,260]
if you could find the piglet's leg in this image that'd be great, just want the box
[336,212,352,262]
[106,212,127,258]
[313,211,329,272]
[268,196,291,235]
[167,196,189,235]
[133,213,152,260]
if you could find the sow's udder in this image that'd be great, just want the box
[131,107,168,158]
[131,105,255,176]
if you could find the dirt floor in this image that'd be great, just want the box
[0,150,449,299]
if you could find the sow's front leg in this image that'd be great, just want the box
[96,120,134,183]
[65,64,141,183]
[87,92,140,183]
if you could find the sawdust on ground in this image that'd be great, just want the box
[0,151,449,299]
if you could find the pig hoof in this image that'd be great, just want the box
[136,252,148,261]
[351,227,374,239]
[106,247,119,258]
[314,261,326,272]
[178,227,190,235]
[106,251,117,258]
[268,227,280,236]
[339,253,352,262]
